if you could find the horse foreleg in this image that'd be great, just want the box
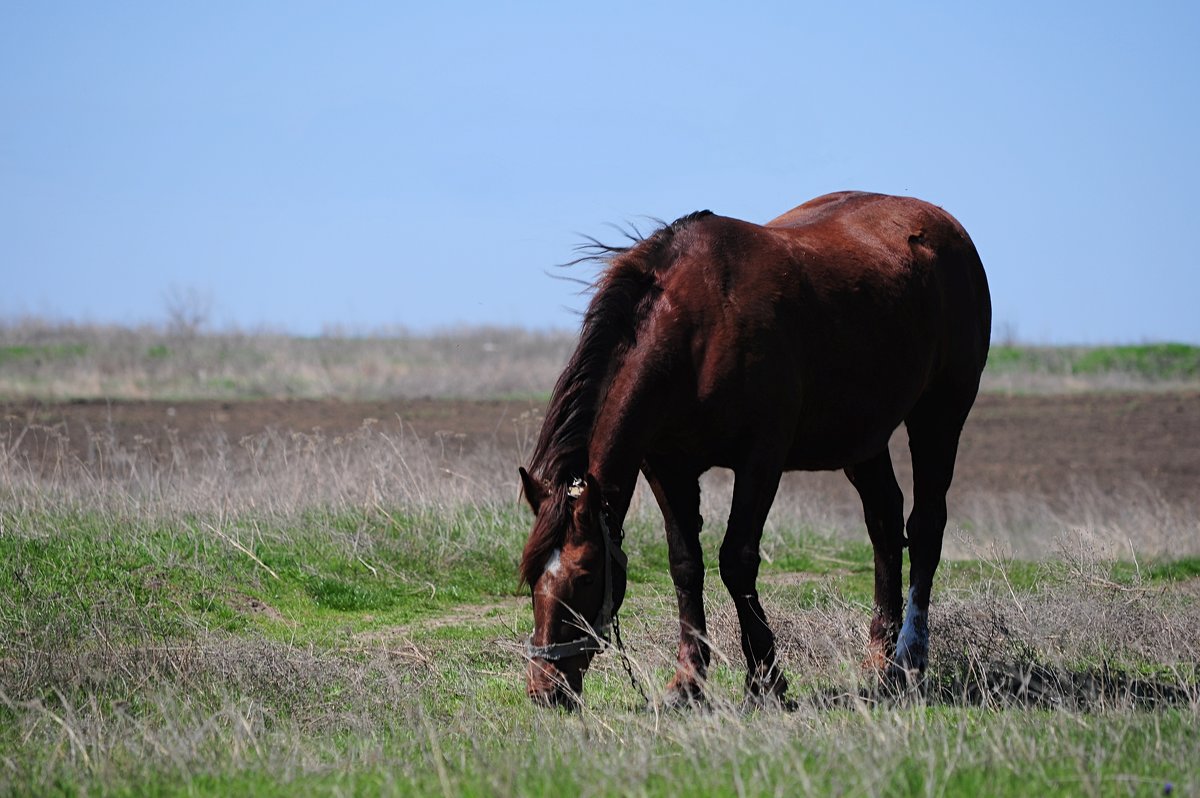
[644,458,708,706]
[844,450,905,675]
[719,465,788,704]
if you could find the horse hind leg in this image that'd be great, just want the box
[895,399,970,684]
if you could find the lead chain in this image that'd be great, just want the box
[612,611,650,707]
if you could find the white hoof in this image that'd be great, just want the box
[894,586,929,676]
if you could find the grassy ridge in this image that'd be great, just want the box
[0,507,526,646]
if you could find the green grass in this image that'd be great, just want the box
[26,707,1183,798]
[1071,343,1200,378]
[986,343,1200,380]
[0,506,533,647]
[2,505,1197,796]
[1147,556,1200,582]
[0,342,89,365]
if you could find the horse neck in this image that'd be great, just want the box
[586,350,669,526]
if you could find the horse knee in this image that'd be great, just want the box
[668,557,704,593]
[905,501,947,549]
[718,541,759,593]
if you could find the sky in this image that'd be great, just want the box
[2,2,1198,343]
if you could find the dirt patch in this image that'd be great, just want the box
[0,396,542,458]
[3,392,1198,503]
[228,594,289,623]
[956,392,1200,503]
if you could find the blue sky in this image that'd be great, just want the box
[2,2,1198,342]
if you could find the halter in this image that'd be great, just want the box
[524,485,628,662]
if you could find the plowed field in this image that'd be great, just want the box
[5,392,1197,503]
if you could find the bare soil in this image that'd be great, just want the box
[3,392,1197,503]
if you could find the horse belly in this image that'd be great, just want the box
[654,380,908,472]
[784,409,903,471]
[777,348,932,470]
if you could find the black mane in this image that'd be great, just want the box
[519,211,712,585]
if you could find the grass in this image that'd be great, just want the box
[2,500,1197,796]
[985,342,1200,378]
[2,417,1198,797]
[2,338,1198,795]
[0,322,574,401]
[983,343,1200,392]
[2,320,1198,400]
[0,343,90,366]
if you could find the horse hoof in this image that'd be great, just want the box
[662,689,708,712]
[743,671,793,711]
[662,677,708,711]
[883,663,926,695]
[742,691,797,712]
[862,646,892,676]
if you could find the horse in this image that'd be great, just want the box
[518,191,991,708]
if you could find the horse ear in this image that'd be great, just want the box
[583,472,604,515]
[518,467,548,515]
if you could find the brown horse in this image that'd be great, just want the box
[519,191,991,708]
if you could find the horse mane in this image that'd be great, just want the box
[519,210,713,585]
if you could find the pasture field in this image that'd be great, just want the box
[2,321,1200,400]
[2,329,1199,796]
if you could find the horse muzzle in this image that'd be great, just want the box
[527,656,586,709]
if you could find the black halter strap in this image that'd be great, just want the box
[525,508,627,661]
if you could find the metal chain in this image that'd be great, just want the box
[611,611,650,706]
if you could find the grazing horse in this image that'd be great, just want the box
[519,191,991,708]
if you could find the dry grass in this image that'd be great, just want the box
[5,407,1197,563]
[4,402,1198,563]
[0,415,531,519]
[950,480,1200,560]
[979,370,1200,395]
[0,321,574,400]
[4,320,1198,401]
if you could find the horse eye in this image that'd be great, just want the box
[577,574,597,587]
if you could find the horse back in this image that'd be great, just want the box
[650,192,990,469]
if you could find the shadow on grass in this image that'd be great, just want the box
[809,660,1196,712]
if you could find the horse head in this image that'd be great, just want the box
[518,468,627,709]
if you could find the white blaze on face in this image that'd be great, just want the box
[539,548,563,596]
